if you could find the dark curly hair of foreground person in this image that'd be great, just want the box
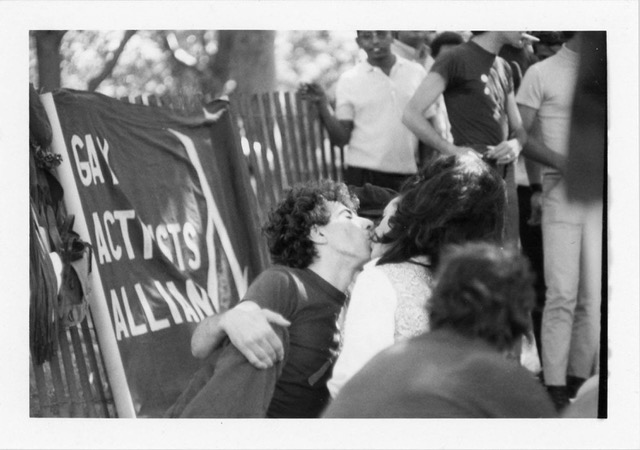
[428,242,536,351]
[377,154,506,268]
[262,179,360,269]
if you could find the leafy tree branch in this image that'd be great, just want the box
[87,30,137,92]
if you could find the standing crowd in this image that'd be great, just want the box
[166,30,603,418]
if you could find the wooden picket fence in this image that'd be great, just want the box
[229,92,344,223]
[29,315,116,417]
[29,90,342,418]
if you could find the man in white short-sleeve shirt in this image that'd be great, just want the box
[516,32,602,412]
[299,30,430,191]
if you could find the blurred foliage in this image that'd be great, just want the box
[29,30,359,102]
[276,30,358,97]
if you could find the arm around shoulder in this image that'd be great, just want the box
[191,301,291,369]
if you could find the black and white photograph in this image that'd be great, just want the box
[1,1,638,449]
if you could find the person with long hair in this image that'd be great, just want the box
[327,153,508,397]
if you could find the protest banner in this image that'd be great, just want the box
[42,89,267,417]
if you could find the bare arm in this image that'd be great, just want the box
[525,157,543,187]
[298,83,354,147]
[191,301,291,369]
[518,104,567,173]
[403,72,474,156]
[486,92,527,164]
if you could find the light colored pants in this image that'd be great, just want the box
[541,173,603,385]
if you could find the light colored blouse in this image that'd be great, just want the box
[328,257,433,398]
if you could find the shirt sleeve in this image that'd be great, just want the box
[515,64,544,110]
[334,73,355,121]
[429,47,456,82]
[242,267,299,320]
[328,265,397,398]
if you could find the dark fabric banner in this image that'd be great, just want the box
[51,89,267,417]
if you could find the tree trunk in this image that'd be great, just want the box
[34,31,67,92]
[213,30,276,95]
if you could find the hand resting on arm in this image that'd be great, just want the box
[191,301,290,369]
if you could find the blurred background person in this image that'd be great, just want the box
[391,30,452,166]
[403,31,533,246]
[391,30,453,167]
[391,30,434,70]
[430,31,464,60]
[516,32,602,412]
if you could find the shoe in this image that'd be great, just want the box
[566,375,586,399]
[546,385,570,412]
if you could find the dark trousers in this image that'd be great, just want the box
[517,185,546,358]
[344,166,412,192]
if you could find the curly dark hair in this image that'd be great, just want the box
[427,242,535,350]
[262,180,359,269]
[377,154,506,268]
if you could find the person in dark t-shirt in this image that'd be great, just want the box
[402,31,533,246]
[165,180,373,418]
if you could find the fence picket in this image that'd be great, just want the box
[58,327,83,417]
[249,94,278,206]
[31,355,53,416]
[69,325,98,417]
[324,126,339,181]
[317,113,331,180]
[283,93,303,185]
[48,347,71,416]
[262,92,285,194]
[294,93,311,180]
[302,98,321,179]
[307,104,327,179]
[234,95,269,220]
[272,92,295,188]
[80,317,115,417]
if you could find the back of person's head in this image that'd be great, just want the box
[377,154,506,267]
[530,31,576,46]
[529,31,577,59]
[430,31,464,58]
[427,242,535,351]
[263,180,359,269]
[392,30,430,49]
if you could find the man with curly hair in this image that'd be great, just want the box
[166,180,373,418]
[323,242,557,418]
